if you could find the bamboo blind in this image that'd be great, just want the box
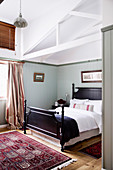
[0,21,15,51]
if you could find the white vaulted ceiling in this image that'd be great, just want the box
[0,0,62,23]
[0,0,102,65]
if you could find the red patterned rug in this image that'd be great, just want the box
[79,141,101,159]
[0,131,76,169]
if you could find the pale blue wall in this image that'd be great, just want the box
[23,62,57,109]
[1,60,102,125]
[57,60,102,103]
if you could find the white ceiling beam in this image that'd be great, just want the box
[37,54,52,62]
[73,19,102,40]
[56,23,60,46]
[23,33,101,60]
[69,11,102,20]
[39,54,53,62]
[24,26,56,55]
[24,0,83,55]
[41,24,102,62]
[81,24,102,37]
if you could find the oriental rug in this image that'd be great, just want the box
[79,141,101,159]
[0,131,76,169]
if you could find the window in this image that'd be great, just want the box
[0,63,8,98]
[0,21,15,50]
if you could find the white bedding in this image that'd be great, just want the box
[55,107,102,134]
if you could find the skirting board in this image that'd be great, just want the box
[0,124,8,129]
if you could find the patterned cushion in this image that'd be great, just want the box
[73,104,94,112]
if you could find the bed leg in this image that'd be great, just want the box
[60,105,65,151]
[23,121,26,134]
[24,100,27,134]
[72,83,75,99]
[60,140,65,151]
[61,144,64,152]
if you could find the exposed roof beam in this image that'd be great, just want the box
[23,33,101,60]
[41,24,102,62]
[81,24,102,37]
[73,19,101,40]
[39,54,52,62]
[69,11,102,20]
[24,0,83,55]
[34,54,52,63]
[24,26,55,55]
[56,23,60,46]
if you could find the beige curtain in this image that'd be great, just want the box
[6,62,25,129]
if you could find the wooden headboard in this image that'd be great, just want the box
[72,83,102,100]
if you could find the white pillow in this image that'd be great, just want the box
[73,103,94,112]
[85,100,102,114]
[70,98,89,108]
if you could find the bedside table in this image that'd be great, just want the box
[52,105,60,109]
[52,104,69,109]
[64,104,69,107]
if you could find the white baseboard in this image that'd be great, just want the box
[0,124,8,129]
[101,168,106,170]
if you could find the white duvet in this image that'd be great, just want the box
[55,107,102,134]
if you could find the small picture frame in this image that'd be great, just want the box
[34,73,44,82]
[81,70,102,83]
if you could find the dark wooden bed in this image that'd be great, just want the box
[24,83,102,151]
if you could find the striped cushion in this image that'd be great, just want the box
[73,104,94,112]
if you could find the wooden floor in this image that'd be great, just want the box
[0,128,101,170]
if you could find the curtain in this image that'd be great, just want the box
[6,62,25,129]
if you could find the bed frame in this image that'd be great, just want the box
[24,83,102,151]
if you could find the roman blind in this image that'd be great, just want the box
[0,21,15,50]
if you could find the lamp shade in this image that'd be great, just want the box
[14,13,28,28]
